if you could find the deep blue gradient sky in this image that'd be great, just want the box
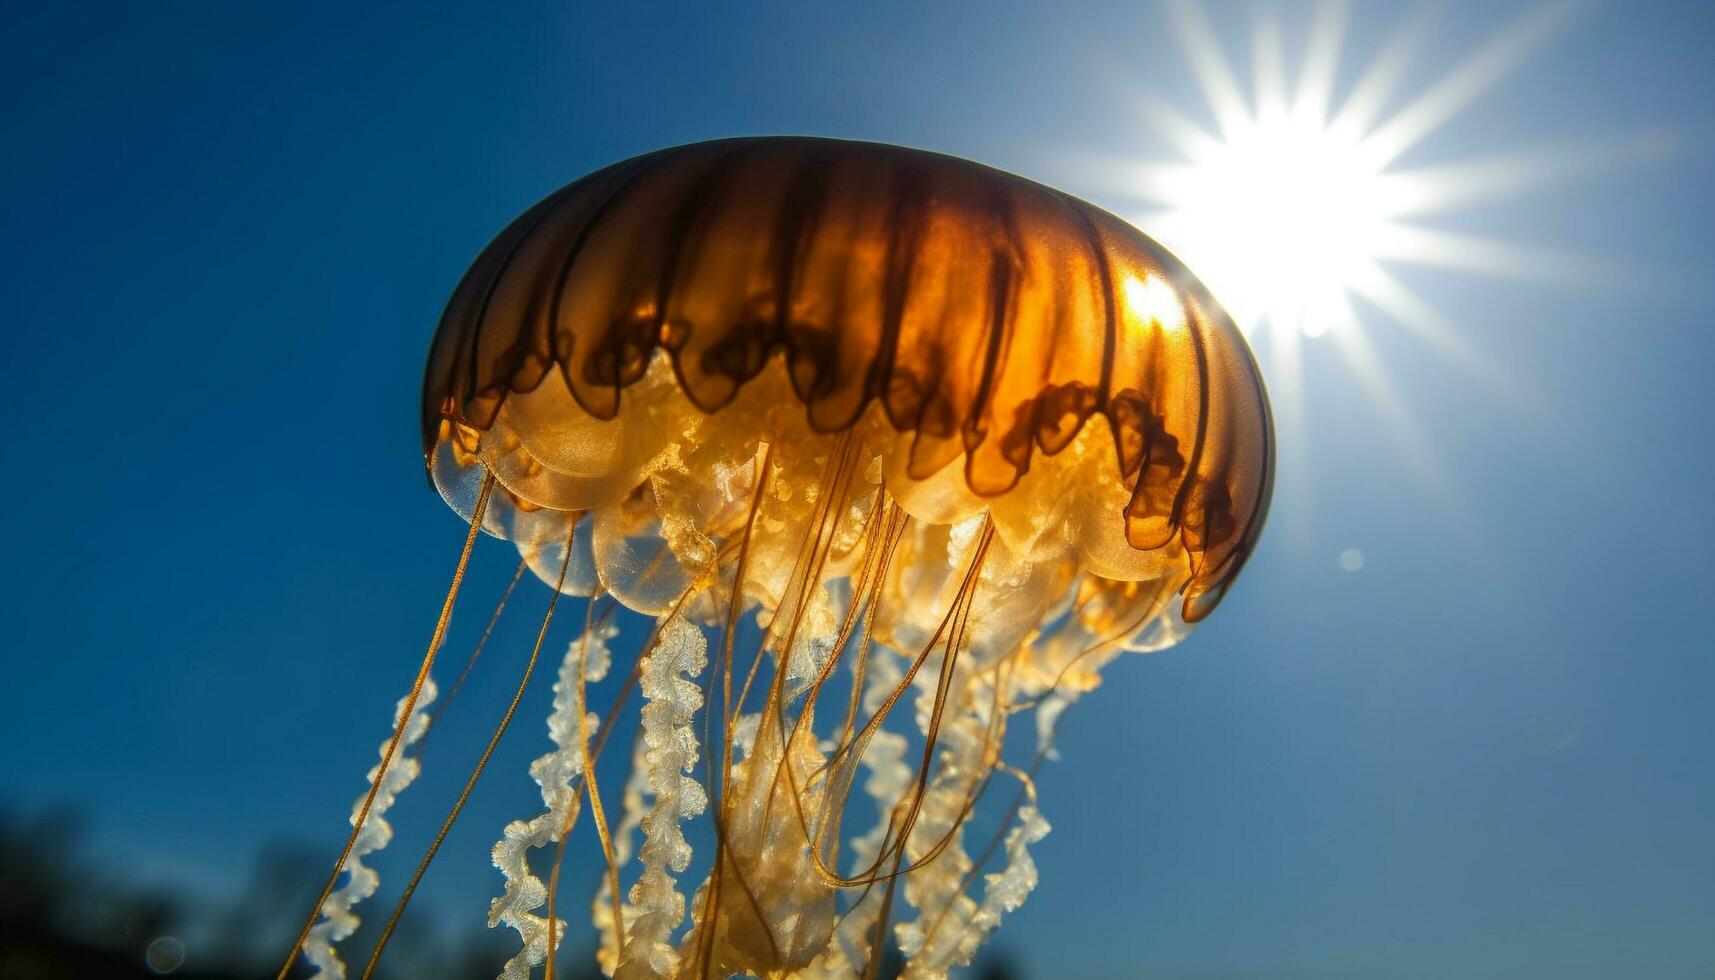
[4,2,1713,977]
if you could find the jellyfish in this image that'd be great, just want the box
[280,136,1272,980]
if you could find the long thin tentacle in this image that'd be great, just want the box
[359,517,577,979]
[420,557,528,751]
[276,473,495,980]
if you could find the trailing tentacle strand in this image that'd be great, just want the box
[303,678,438,979]
[489,621,616,979]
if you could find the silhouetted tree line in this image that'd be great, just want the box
[0,803,1021,979]
[2,803,565,980]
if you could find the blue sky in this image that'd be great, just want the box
[3,1,1713,977]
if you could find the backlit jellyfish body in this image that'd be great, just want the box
[285,137,1272,980]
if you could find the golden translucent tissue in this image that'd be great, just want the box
[296,137,1273,980]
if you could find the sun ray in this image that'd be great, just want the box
[1251,11,1288,119]
[1329,8,1427,137]
[1383,130,1680,218]
[1062,2,1638,534]
[1294,0,1347,125]
[1324,314,1505,571]
[1370,223,1608,283]
[1366,1,1584,165]
[1165,0,1251,139]
[1343,262,1491,385]
[1322,312,1463,516]
[1264,305,1312,549]
[1136,95,1227,162]
[1380,151,1583,218]
[1345,261,1550,429]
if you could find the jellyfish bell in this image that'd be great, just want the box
[286,136,1271,980]
[426,137,1269,612]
